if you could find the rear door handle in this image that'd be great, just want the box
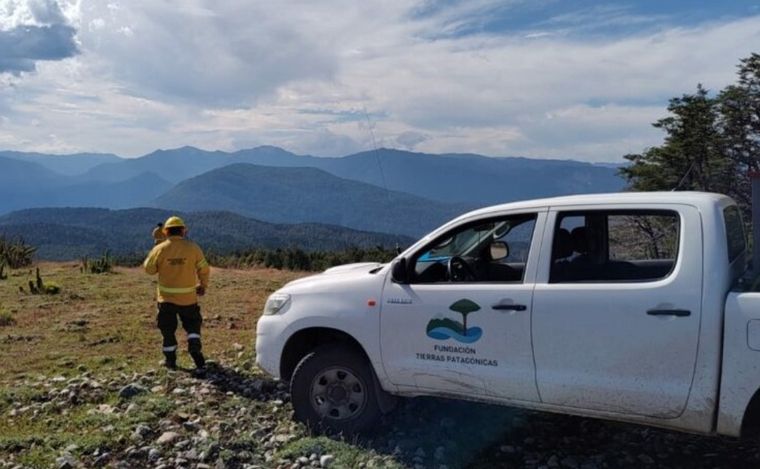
[647,309,691,317]
[492,304,527,311]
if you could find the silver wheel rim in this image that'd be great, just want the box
[309,366,367,420]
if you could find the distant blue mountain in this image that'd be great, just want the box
[81,146,228,183]
[0,151,122,175]
[308,149,625,205]
[81,146,625,205]
[0,156,171,214]
[154,163,465,237]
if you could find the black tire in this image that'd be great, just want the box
[290,344,381,435]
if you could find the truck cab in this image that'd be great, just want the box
[256,192,760,437]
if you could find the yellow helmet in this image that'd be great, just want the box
[163,216,186,233]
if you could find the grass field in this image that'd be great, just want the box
[0,263,301,378]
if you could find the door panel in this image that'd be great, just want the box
[381,282,538,400]
[380,211,545,402]
[532,206,702,418]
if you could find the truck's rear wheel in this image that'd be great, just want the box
[290,344,381,435]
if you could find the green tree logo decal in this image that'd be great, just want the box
[449,298,480,333]
[426,298,483,343]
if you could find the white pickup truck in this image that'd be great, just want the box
[256,192,760,438]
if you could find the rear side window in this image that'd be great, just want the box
[724,206,745,262]
[550,210,680,283]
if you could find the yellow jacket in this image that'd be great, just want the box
[143,236,210,306]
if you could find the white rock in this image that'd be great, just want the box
[148,448,161,461]
[156,431,181,445]
[320,454,335,468]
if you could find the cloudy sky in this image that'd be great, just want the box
[0,0,758,161]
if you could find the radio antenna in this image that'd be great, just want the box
[362,106,399,253]
[672,161,696,191]
[362,106,390,199]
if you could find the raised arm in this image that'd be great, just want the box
[143,247,160,275]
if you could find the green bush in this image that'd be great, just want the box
[81,251,113,274]
[26,268,61,295]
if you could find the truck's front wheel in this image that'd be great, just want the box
[290,344,381,435]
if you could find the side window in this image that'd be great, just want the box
[723,206,746,262]
[412,214,537,284]
[550,210,680,283]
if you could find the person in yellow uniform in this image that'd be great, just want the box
[152,222,167,245]
[143,216,210,373]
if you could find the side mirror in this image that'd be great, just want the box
[489,241,509,261]
[391,258,408,284]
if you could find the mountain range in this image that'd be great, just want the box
[0,145,626,258]
[72,146,624,205]
[0,151,122,176]
[0,156,169,213]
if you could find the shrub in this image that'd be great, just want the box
[0,237,36,269]
[0,309,14,327]
[26,268,61,295]
[81,251,113,274]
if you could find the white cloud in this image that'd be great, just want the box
[0,0,79,74]
[0,1,758,161]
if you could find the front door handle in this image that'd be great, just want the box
[647,309,691,317]
[492,303,527,311]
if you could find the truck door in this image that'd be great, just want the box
[380,211,545,402]
[532,206,702,418]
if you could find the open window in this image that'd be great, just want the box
[411,213,537,284]
[550,210,680,283]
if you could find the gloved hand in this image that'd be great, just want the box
[196,285,206,296]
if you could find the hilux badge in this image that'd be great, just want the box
[387,298,413,305]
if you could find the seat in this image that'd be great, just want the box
[550,228,573,282]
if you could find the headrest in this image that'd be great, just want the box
[571,227,589,255]
[553,228,573,259]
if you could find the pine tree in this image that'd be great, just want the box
[716,53,760,214]
[620,85,736,195]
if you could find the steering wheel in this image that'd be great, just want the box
[448,256,477,282]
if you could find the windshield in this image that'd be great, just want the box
[420,221,508,261]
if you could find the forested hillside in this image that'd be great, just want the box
[0,208,412,260]
[154,164,466,237]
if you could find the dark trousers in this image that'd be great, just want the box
[157,302,205,368]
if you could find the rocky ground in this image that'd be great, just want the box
[0,358,516,469]
[470,411,760,469]
[3,359,760,469]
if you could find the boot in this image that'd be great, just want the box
[190,351,206,369]
[163,352,177,370]
[188,338,205,369]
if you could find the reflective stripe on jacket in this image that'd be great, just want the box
[143,236,210,306]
